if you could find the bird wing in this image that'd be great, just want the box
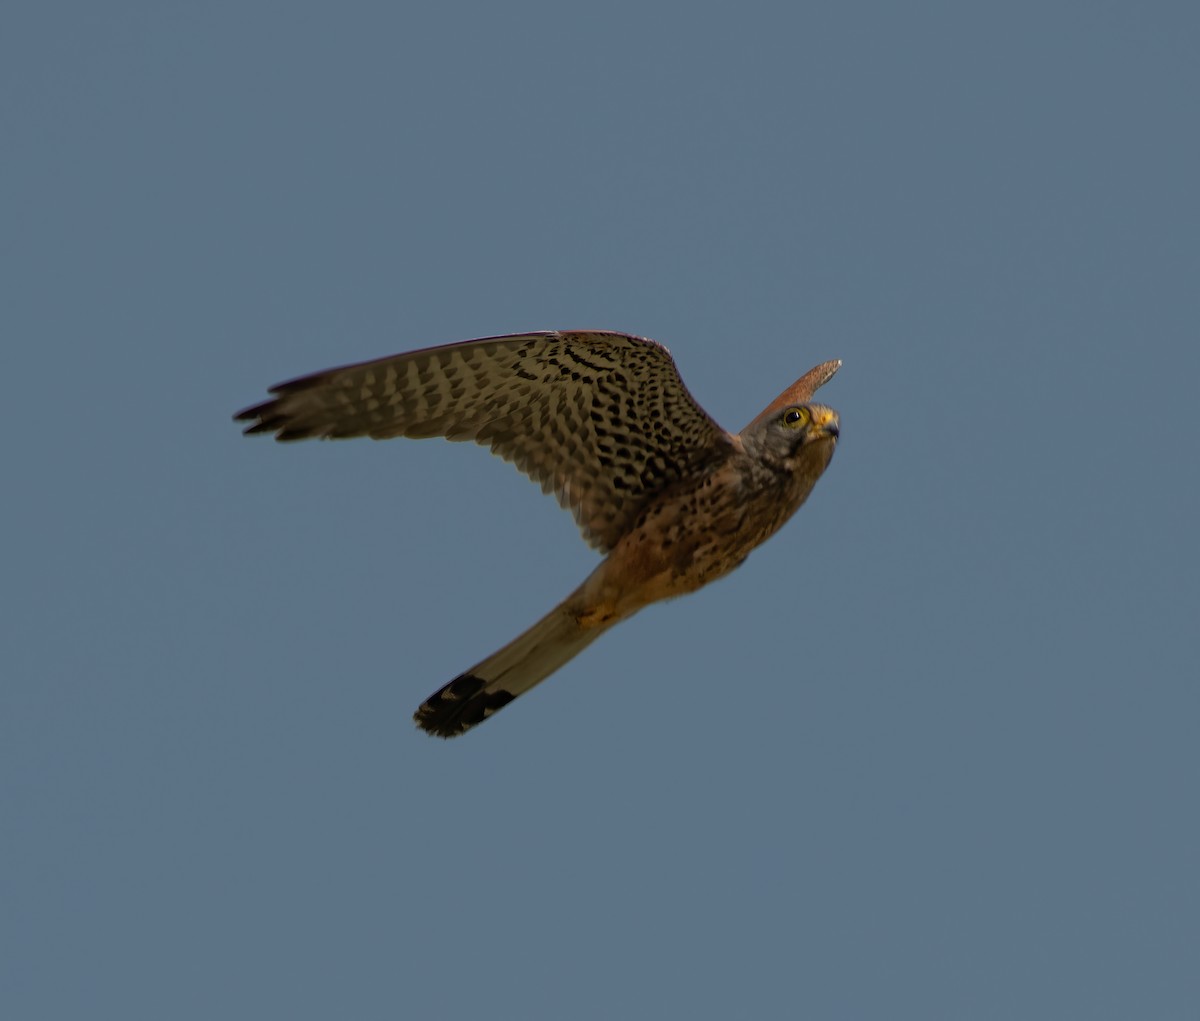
[740,359,842,435]
[235,331,733,552]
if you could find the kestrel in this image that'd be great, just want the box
[235,331,840,738]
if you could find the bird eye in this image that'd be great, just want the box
[783,407,810,428]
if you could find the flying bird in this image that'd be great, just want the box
[235,331,841,737]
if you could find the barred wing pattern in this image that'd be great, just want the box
[235,331,733,552]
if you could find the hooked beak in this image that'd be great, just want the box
[813,408,839,439]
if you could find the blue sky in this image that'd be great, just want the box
[4,2,1198,1018]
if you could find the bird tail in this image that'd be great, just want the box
[414,583,612,738]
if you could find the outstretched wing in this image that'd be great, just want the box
[235,331,733,552]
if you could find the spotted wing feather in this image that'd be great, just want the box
[235,331,732,552]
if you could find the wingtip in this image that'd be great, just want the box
[812,358,842,385]
[739,358,842,435]
[810,358,841,391]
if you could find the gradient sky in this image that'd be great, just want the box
[4,3,1198,1018]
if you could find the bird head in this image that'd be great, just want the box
[738,359,841,468]
[743,401,839,468]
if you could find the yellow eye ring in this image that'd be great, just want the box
[783,406,810,428]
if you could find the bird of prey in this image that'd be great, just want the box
[235,330,841,738]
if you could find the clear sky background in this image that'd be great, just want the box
[4,3,1198,1018]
